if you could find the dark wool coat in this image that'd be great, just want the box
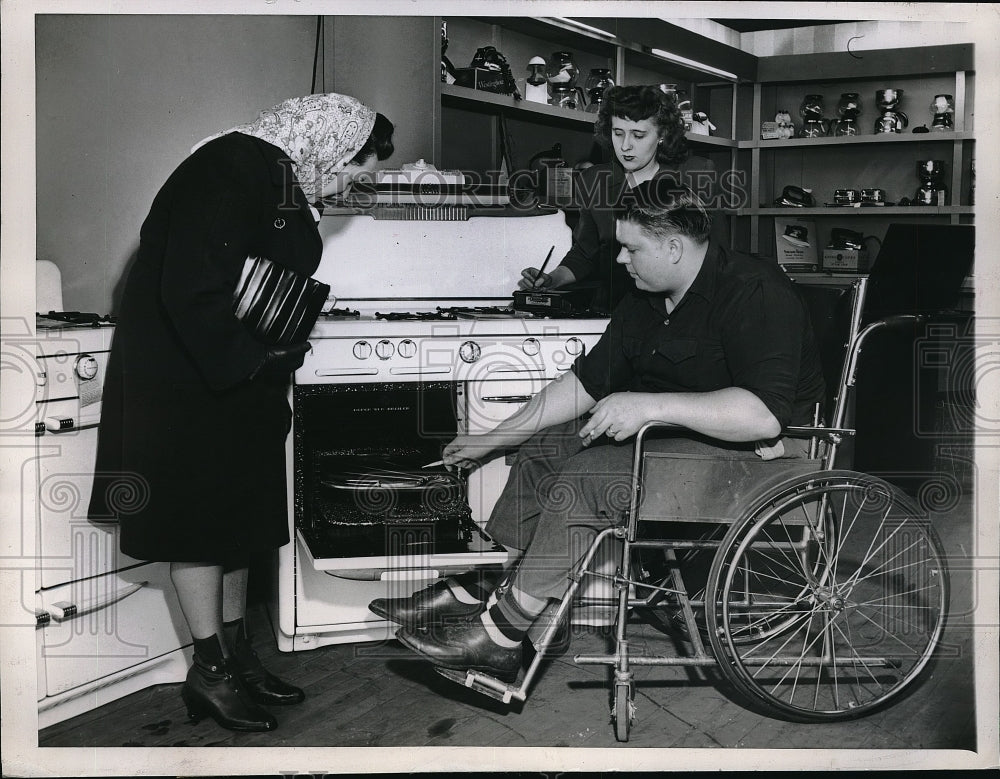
[89,133,323,562]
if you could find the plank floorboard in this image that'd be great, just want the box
[37,494,983,762]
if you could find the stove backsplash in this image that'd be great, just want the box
[317,212,574,301]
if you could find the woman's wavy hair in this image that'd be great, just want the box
[594,85,688,166]
[350,113,395,165]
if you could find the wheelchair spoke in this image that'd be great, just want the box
[706,473,949,722]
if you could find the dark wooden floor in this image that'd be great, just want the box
[38,490,986,760]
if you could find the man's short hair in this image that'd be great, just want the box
[621,180,713,244]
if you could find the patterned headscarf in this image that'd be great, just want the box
[192,93,376,201]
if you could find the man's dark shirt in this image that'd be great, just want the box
[572,242,825,429]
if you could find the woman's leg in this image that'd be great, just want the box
[170,561,277,731]
[170,561,225,645]
[221,561,305,706]
[222,566,249,624]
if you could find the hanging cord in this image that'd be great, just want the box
[311,16,325,94]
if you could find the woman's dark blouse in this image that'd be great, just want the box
[572,242,826,429]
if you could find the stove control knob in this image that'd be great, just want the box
[565,337,584,356]
[522,338,540,356]
[353,340,372,360]
[459,341,481,363]
[398,339,417,359]
[375,339,395,360]
[74,354,99,380]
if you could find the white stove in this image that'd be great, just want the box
[272,298,613,651]
[298,299,609,385]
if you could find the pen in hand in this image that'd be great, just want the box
[532,245,556,289]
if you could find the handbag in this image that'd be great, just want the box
[232,255,330,346]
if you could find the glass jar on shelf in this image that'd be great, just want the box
[834,92,863,136]
[584,68,615,113]
[546,51,581,109]
[930,94,955,131]
[799,94,828,137]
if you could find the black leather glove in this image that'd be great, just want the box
[251,341,310,381]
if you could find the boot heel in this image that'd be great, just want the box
[181,688,207,721]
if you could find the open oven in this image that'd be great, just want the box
[293,380,507,578]
[270,301,611,650]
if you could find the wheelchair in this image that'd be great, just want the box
[437,276,950,742]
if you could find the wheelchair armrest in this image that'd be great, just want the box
[635,421,680,448]
[784,424,855,438]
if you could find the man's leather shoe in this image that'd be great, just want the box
[369,580,485,626]
[396,619,522,683]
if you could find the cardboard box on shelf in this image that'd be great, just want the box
[822,248,870,272]
[774,217,819,271]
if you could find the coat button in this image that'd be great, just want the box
[274,217,286,229]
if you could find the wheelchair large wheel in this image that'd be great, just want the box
[705,470,949,722]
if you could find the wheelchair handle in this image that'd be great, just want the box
[845,313,928,390]
[871,313,928,330]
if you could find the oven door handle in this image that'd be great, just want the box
[481,395,534,403]
[379,569,441,581]
[46,581,147,622]
[485,366,545,374]
[314,368,380,377]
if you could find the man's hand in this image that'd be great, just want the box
[578,392,668,444]
[443,433,509,470]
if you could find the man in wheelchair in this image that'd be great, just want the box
[371,183,826,685]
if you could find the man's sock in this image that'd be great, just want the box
[447,562,515,605]
[479,586,549,648]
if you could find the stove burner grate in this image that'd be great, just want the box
[374,309,459,321]
[319,307,361,320]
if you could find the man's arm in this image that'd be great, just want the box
[443,371,597,469]
[578,386,781,444]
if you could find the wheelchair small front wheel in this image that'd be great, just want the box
[613,681,635,742]
[705,471,949,722]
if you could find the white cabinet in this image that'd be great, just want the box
[34,327,190,728]
[38,562,190,697]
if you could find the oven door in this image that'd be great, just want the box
[293,381,507,579]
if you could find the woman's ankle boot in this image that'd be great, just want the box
[224,618,305,706]
[181,634,277,732]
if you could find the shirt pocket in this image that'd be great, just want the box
[654,338,699,364]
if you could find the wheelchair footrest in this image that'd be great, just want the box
[575,653,716,667]
[434,667,524,704]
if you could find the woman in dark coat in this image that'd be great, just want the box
[519,84,725,313]
[89,93,394,732]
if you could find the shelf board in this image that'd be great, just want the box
[745,206,973,217]
[686,133,738,148]
[740,132,974,149]
[441,84,738,147]
[441,83,597,125]
[789,271,975,292]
